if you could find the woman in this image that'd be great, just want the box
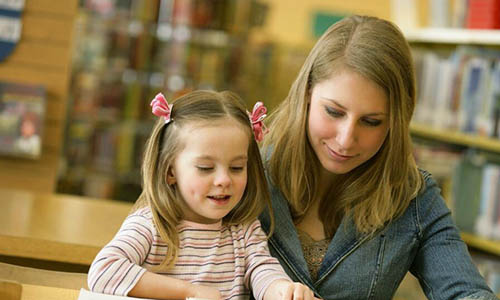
[260,15,497,299]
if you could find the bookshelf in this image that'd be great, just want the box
[57,0,271,202]
[405,28,500,45]
[462,232,500,256]
[411,123,500,152]
[407,26,500,291]
[0,0,78,193]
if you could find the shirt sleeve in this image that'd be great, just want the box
[410,174,498,300]
[243,219,291,300]
[87,208,153,296]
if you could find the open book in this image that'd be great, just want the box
[78,289,152,300]
[78,289,210,300]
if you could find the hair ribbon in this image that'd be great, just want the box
[151,93,173,124]
[248,102,269,142]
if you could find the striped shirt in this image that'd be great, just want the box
[87,207,290,300]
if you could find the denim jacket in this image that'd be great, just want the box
[259,171,498,300]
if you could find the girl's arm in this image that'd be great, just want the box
[243,220,320,300]
[263,280,320,300]
[88,208,222,299]
[129,271,221,300]
[88,210,152,295]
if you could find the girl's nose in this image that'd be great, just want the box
[214,170,231,187]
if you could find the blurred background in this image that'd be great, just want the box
[1,0,500,298]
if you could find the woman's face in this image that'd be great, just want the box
[307,70,390,175]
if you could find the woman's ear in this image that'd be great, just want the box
[166,167,176,185]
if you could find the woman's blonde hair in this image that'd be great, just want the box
[263,15,423,237]
[137,90,271,269]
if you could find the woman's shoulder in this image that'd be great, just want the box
[416,168,441,200]
[412,168,451,221]
[418,168,434,184]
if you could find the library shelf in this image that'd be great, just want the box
[410,123,500,153]
[407,25,500,294]
[461,232,500,256]
[404,28,500,45]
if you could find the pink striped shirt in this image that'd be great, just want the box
[88,207,290,300]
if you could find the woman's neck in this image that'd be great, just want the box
[295,168,336,241]
[296,199,325,241]
[318,167,336,199]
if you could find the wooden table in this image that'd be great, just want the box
[21,284,78,300]
[0,189,133,266]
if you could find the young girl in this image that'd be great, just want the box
[87,91,319,300]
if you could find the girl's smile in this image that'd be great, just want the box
[207,194,231,205]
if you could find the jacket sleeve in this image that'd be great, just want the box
[243,220,291,300]
[87,209,153,296]
[410,174,498,300]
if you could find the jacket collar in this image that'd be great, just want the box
[316,217,372,285]
[262,184,373,286]
[260,184,312,283]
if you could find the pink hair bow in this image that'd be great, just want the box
[248,102,269,142]
[150,93,173,124]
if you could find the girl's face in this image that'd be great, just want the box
[307,70,390,175]
[168,118,249,224]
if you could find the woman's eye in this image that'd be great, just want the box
[362,118,382,127]
[230,166,245,172]
[325,106,343,117]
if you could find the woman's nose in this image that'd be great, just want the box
[336,121,357,150]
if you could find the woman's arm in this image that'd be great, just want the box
[410,175,497,299]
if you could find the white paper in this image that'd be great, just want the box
[78,289,154,300]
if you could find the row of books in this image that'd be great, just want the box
[82,0,266,33]
[393,0,500,30]
[466,0,500,29]
[58,0,271,201]
[413,46,500,139]
[58,120,147,201]
[413,142,500,240]
[445,150,500,240]
[453,153,500,241]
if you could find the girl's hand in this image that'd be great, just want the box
[187,284,221,300]
[264,280,322,300]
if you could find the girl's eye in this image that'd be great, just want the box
[325,106,343,117]
[230,166,245,172]
[196,166,213,172]
[362,118,382,127]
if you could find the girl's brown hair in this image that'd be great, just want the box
[137,90,271,269]
[263,15,423,237]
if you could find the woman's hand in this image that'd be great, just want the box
[264,279,322,300]
[187,284,222,300]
